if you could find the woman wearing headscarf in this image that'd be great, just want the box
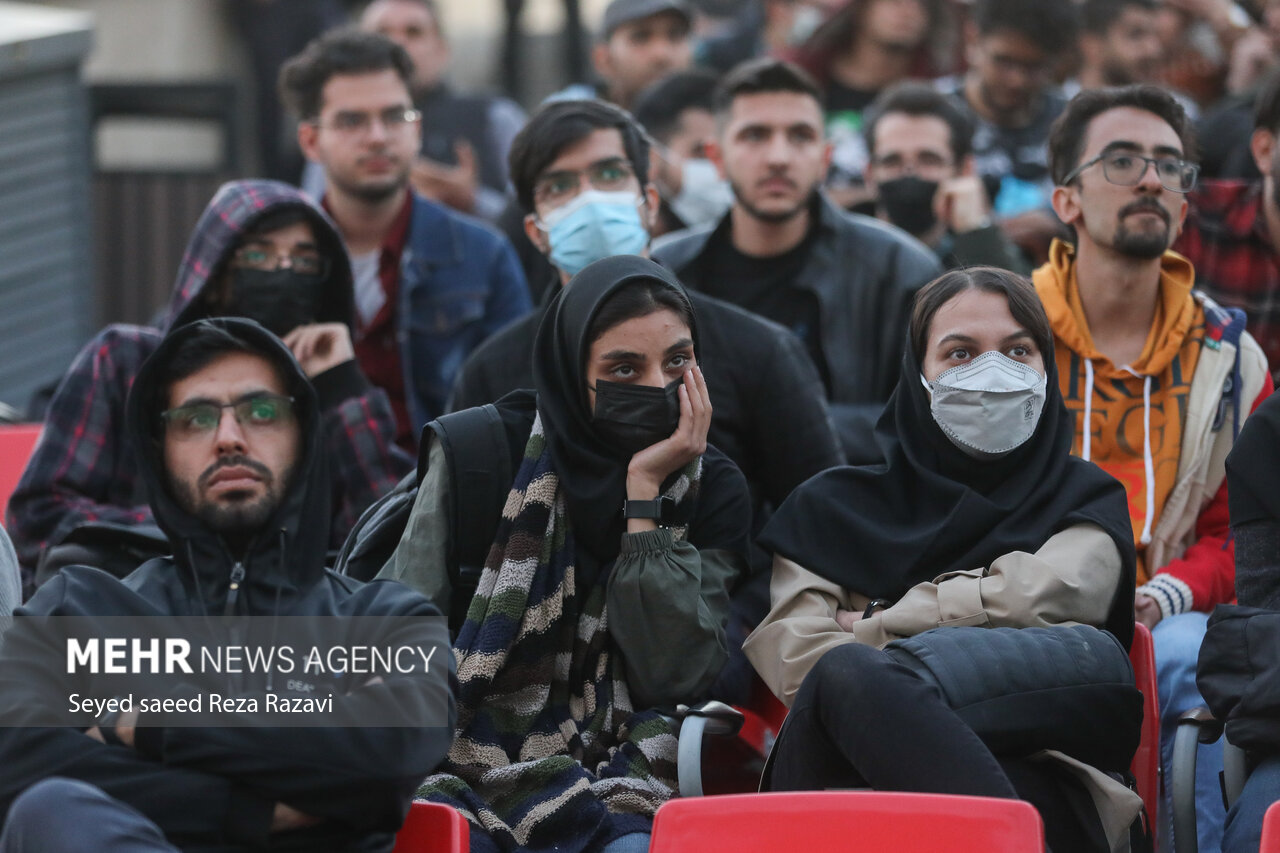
[381,255,751,853]
[744,266,1141,851]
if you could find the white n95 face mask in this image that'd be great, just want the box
[922,351,1047,459]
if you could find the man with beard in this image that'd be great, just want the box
[280,29,531,442]
[1033,84,1272,853]
[1175,69,1280,383]
[653,58,939,462]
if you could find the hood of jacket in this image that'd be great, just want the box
[1034,239,1198,379]
[162,179,356,334]
[126,317,332,612]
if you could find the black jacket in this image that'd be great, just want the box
[1199,605,1280,754]
[449,283,844,521]
[0,319,454,852]
[652,194,942,462]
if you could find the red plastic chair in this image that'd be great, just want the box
[1259,800,1280,851]
[650,790,1044,852]
[1130,622,1160,845]
[0,423,41,516]
[392,801,468,853]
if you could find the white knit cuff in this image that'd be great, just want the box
[1137,574,1195,620]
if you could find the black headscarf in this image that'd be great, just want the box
[758,314,1138,647]
[531,254,702,579]
[1227,390,1280,527]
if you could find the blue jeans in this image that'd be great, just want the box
[0,778,178,853]
[1223,754,1280,853]
[1155,612,1225,853]
[600,831,651,853]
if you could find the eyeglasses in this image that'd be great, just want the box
[309,107,421,136]
[1063,150,1199,193]
[161,394,296,440]
[534,158,637,207]
[230,247,329,277]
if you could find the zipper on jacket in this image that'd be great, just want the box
[224,561,245,618]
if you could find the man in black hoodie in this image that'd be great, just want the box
[0,319,453,852]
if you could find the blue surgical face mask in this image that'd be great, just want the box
[538,189,649,276]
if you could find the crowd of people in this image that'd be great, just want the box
[5,0,1280,849]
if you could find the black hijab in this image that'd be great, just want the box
[758,301,1138,647]
[531,254,701,579]
[1227,389,1280,527]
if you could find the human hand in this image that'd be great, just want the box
[835,608,863,632]
[1135,594,1164,630]
[409,141,478,213]
[271,802,322,833]
[625,367,711,502]
[282,323,355,378]
[84,708,137,747]
[936,175,991,234]
[998,209,1063,264]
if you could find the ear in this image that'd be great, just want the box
[641,183,661,233]
[963,20,980,67]
[820,139,834,181]
[1051,183,1081,228]
[298,121,321,163]
[524,212,549,255]
[592,43,612,81]
[706,139,727,179]
[1078,33,1102,68]
[1251,127,1275,177]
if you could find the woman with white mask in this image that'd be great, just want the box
[744,267,1143,852]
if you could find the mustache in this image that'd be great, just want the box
[1119,198,1170,224]
[198,455,272,489]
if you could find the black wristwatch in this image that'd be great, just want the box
[622,496,675,523]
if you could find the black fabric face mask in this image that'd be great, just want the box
[877,175,941,237]
[591,378,682,455]
[225,269,325,337]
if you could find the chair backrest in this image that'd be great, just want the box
[649,791,1044,852]
[1260,800,1280,851]
[393,801,468,853]
[0,423,41,517]
[1130,622,1160,842]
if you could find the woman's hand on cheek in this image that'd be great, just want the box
[625,366,711,500]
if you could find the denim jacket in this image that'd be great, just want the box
[398,193,531,427]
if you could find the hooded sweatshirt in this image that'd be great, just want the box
[6,180,411,571]
[0,318,454,852]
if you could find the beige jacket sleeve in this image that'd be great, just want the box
[743,523,1123,707]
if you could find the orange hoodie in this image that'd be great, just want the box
[1033,240,1205,584]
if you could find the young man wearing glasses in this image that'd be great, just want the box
[0,318,453,851]
[5,180,411,586]
[280,29,531,447]
[1034,84,1272,853]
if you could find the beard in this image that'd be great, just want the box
[330,160,410,204]
[1112,200,1173,259]
[169,454,292,540]
[729,177,821,224]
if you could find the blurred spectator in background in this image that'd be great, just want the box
[1176,68,1280,381]
[1155,0,1253,111]
[941,0,1077,264]
[692,0,837,73]
[863,81,1028,272]
[789,0,950,212]
[1070,0,1182,102]
[282,29,531,442]
[632,69,735,236]
[549,0,695,111]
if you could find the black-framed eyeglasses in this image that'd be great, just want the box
[161,394,296,439]
[230,246,329,277]
[309,107,421,136]
[533,158,637,207]
[1063,150,1199,193]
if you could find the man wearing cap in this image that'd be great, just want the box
[549,0,694,112]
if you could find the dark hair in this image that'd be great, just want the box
[909,267,1053,364]
[278,28,415,121]
[1254,67,1280,133]
[586,279,696,353]
[244,207,312,237]
[508,99,652,212]
[790,0,950,89]
[973,0,1078,54]
[154,322,294,426]
[632,70,719,143]
[362,0,446,39]
[1080,0,1157,36]
[1048,85,1198,186]
[713,58,822,119]
[863,81,974,163]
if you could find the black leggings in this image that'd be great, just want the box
[767,642,1109,852]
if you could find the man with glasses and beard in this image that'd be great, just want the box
[280,29,531,445]
[1033,84,1272,853]
[653,58,939,463]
